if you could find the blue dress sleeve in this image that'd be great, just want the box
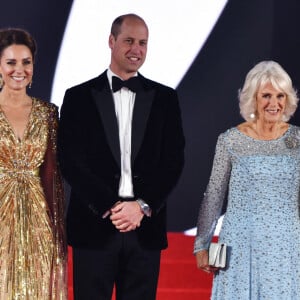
[194,131,232,253]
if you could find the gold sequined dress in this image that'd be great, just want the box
[0,98,67,299]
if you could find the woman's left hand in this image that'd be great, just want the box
[195,249,219,274]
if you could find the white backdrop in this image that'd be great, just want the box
[51,0,227,108]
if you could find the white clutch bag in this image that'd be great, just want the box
[209,242,227,268]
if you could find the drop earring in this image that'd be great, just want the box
[0,74,3,89]
[28,81,32,89]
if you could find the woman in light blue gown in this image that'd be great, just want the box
[194,61,300,299]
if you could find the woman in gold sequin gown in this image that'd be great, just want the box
[0,28,67,299]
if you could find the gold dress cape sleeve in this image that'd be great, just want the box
[40,102,68,299]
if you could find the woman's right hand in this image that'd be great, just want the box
[195,249,218,274]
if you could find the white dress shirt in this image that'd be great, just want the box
[107,69,136,197]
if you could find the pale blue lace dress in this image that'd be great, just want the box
[194,125,300,300]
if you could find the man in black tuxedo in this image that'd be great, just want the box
[58,13,185,300]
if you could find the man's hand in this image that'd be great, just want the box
[110,201,144,232]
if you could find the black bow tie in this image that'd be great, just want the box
[112,76,142,93]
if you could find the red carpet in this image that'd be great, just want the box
[68,232,213,299]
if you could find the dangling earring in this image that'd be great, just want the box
[28,81,32,89]
[0,74,3,89]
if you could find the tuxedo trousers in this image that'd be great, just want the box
[72,230,161,300]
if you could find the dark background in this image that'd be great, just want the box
[1,0,300,231]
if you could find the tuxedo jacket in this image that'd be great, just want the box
[58,71,185,250]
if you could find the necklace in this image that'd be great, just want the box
[252,122,286,140]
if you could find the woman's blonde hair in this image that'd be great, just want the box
[239,60,299,122]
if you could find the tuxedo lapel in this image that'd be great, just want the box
[90,73,154,167]
[131,89,155,163]
[91,87,121,168]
